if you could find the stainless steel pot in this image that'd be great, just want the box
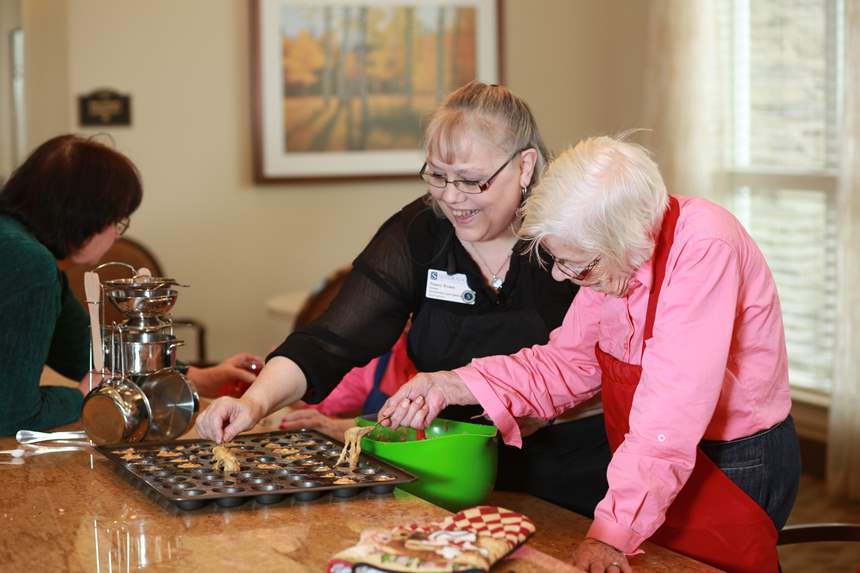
[103,330,183,375]
[137,370,199,440]
[81,377,152,444]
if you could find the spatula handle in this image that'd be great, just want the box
[83,272,104,372]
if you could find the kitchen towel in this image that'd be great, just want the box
[327,505,536,573]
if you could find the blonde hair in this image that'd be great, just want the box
[521,135,669,275]
[423,81,549,193]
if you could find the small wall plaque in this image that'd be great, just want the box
[78,89,131,127]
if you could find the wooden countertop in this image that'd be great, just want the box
[0,429,720,572]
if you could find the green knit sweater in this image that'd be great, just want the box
[0,214,89,435]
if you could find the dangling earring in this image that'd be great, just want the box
[521,186,528,198]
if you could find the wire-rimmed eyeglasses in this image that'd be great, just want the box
[550,254,600,281]
[116,217,130,236]
[419,148,529,194]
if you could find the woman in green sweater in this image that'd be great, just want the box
[0,135,141,435]
[0,135,259,436]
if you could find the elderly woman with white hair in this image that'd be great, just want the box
[379,135,801,573]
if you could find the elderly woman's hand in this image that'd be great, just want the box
[573,538,632,573]
[378,371,476,429]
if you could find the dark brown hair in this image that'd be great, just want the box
[0,134,143,259]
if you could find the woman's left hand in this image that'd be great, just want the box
[573,538,632,573]
[278,408,354,441]
[378,371,476,429]
[187,353,263,397]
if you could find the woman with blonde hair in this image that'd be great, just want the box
[379,135,800,573]
[197,82,611,516]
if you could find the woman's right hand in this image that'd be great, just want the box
[194,356,310,442]
[195,395,266,443]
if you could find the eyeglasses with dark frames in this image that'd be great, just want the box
[116,218,130,236]
[419,147,530,194]
[550,254,600,281]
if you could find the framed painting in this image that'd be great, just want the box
[251,0,502,182]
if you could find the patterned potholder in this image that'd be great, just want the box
[327,505,536,573]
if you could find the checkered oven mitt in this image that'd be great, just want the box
[327,505,536,573]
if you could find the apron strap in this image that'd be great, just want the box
[642,196,681,357]
[361,350,393,416]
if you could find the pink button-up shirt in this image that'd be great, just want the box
[456,196,792,554]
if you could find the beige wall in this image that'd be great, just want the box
[0,0,22,180]
[22,0,69,148]
[21,0,649,360]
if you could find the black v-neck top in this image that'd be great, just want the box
[269,196,578,404]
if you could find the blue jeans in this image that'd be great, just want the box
[699,415,801,529]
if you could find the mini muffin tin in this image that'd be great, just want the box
[95,429,416,510]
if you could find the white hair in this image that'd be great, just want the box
[521,135,669,275]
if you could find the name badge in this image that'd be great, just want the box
[425,269,476,305]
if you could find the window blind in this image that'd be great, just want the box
[722,0,843,395]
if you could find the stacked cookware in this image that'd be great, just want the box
[82,267,199,445]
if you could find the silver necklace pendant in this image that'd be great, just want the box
[490,274,504,290]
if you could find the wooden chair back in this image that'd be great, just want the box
[778,522,860,545]
[293,266,352,331]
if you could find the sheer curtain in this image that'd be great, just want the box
[640,0,860,501]
[640,0,725,202]
[829,2,860,501]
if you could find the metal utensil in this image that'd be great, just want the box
[0,446,86,457]
[104,287,179,318]
[362,413,423,439]
[101,276,188,289]
[103,330,183,375]
[137,370,199,440]
[95,261,136,275]
[84,272,104,372]
[81,325,152,444]
[82,378,152,445]
[16,429,88,444]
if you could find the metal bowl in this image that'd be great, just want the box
[102,276,183,289]
[118,316,173,333]
[137,370,199,441]
[105,288,178,317]
[82,377,152,444]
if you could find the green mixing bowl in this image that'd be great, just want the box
[356,417,498,511]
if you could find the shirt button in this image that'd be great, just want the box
[657,434,666,442]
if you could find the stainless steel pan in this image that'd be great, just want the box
[81,377,152,444]
[137,370,199,440]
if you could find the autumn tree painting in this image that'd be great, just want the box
[279,4,478,152]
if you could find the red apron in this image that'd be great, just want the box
[594,196,779,573]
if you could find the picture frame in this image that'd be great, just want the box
[251,0,503,183]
